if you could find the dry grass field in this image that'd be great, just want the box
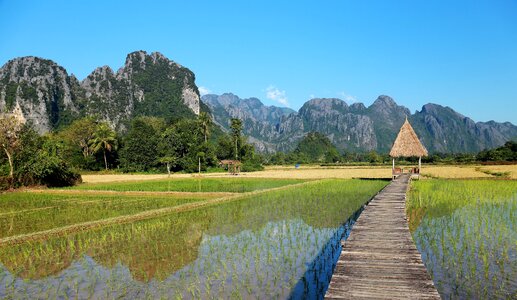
[420,166,493,179]
[214,166,392,179]
[212,165,512,180]
[79,164,516,184]
[477,165,517,179]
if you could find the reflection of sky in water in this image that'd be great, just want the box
[413,200,517,299]
[0,218,351,299]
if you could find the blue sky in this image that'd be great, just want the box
[1,0,516,123]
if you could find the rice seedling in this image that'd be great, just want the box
[68,177,307,193]
[0,193,218,238]
[408,179,517,299]
[0,179,386,299]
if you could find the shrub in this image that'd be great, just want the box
[18,150,82,187]
[241,161,264,172]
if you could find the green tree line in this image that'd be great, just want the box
[265,132,517,165]
[0,113,263,189]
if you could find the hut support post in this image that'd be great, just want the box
[392,158,395,179]
[418,156,421,178]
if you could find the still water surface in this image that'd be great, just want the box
[0,179,385,299]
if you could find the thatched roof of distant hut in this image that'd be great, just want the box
[219,159,241,165]
[390,118,428,158]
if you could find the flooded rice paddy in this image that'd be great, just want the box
[0,179,386,299]
[408,179,517,299]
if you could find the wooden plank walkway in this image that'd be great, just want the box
[325,174,440,299]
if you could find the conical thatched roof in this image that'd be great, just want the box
[390,118,428,157]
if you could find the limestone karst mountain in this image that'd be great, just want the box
[1,51,515,153]
[204,94,517,154]
[0,51,200,133]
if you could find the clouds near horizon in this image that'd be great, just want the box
[266,85,289,107]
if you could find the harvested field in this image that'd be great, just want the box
[79,164,515,183]
[208,165,501,179]
[478,164,517,178]
[211,166,393,179]
[420,165,493,178]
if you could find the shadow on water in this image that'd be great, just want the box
[288,204,365,299]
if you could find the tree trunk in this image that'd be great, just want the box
[4,148,13,178]
[103,149,108,170]
[198,157,201,174]
[234,139,238,160]
[204,131,207,143]
[166,162,171,177]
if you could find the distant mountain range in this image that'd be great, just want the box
[1,51,516,154]
[204,93,517,154]
[0,51,201,132]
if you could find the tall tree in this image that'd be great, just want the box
[230,118,243,160]
[120,117,165,172]
[59,117,97,159]
[198,112,212,143]
[90,123,117,170]
[158,127,178,177]
[58,117,99,169]
[0,115,24,178]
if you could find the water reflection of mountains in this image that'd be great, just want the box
[1,180,381,283]
[0,219,339,299]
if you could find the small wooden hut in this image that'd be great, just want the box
[389,118,428,178]
[219,159,242,175]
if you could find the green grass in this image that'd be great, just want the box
[0,179,387,298]
[0,192,217,238]
[408,179,517,299]
[68,177,307,193]
[408,179,517,217]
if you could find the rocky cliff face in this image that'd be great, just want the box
[80,51,200,131]
[206,94,517,154]
[202,93,296,152]
[297,98,377,151]
[410,103,517,153]
[0,51,200,132]
[0,56,80,133]
[366,95,411,152]
[1,53,515,154]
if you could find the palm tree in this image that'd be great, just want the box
[198,112,212,142]
[230,118,242,160]
[90,123,117,170]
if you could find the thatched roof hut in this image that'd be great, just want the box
[390,118,427,178]
[219,159,241,174]
[390,118,428,158]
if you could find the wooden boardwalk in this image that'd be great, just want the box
[325,174,440,299]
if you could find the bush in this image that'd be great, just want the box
[0,176,14,190]
[241,161,264,172]
[18,150,82,187]
[6,125,83,189]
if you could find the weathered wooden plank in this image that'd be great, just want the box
[325,174,440,299]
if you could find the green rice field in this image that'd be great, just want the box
[0,192,219,238]
[408,179,517,299]
[68,177,307,193]
[0,178,387,299]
